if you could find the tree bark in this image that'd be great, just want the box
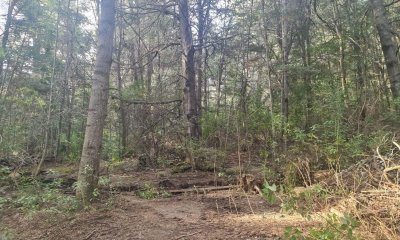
[297,0,312,131]
[178,0,199,139]
[0,0,18,91]
[370,0,400,99]
[76,0,115,204]
[281,0,289,151]
[116,12,127,156]
[261,0,274,136]
[196,0,204,137]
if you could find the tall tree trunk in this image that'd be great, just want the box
[332,0,348,105]
[178,0,199,140]
[56,0,75,160]
[261,0,274,137]
[65,0,79,156]
[0,0,18,91]
[76,0,115,204]
[196,0,210,135]
[298,0,312,131]
[370,0,400,100]
[216,50,225,114]
[116,11,127,156]
[281,0,289,151]
[147,47,155,159]
[196,0,204,137]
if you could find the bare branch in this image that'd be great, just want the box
[111,95,182,106]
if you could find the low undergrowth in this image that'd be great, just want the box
[137,184,172,199]
[0,171,81,216]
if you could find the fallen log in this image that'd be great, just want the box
[168,185,239,194]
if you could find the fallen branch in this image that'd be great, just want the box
[168,185,239,194]
[174,231,202,240]
[360,189,400,195]
[111,95,182,106]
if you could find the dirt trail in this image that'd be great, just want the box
[1,158,322,239]
[6,190,320,240]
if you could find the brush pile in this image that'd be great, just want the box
[324,141,400,239]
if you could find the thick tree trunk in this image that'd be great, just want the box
[178,0,199,139]
[370,0,400,99]
[76,0,115,204]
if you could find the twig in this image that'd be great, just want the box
[243,189,255,215]
[383,165,400,183]
[174,231,202,240]
[393,141,400,151]
[83,231,96,240]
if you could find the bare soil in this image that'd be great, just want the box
[0,156,322,240]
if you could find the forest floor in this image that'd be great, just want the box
[0,155,323,240]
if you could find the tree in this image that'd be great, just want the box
[34,1,61,176]
[76,0,116,204]
[0,0,18,85]
[178,0,199,139]
[281,0,290,150]
[370,0,400,100]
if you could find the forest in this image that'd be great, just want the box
[0,0,400,239]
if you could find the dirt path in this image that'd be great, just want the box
[1,159,322,239]
[6,190,320,240]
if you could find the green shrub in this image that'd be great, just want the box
[284,214,360,240]
[281,184,329,217]
[0,228,15,240]
[6,180,80,213]
[137,184,172,199]
[0,196,9,209]
[262,182,278,204]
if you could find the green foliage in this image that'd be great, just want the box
[192,147,226,171]
[0,196,9,208]
[262,182,277,204]
[201,111,230,141]
[281,184,329,218]
[137,184,172,199]
[98,176,111,188]
[2,179,80,213]
[0,228,15,240]
[246,98,273,135]
[103,130,122,162]
[284,214,360,240]
[0,166,11,181]
[0,48,4,60]
[92,188,100,198]
[171,162,192,173]
[283,162,299,188]
[14,188,80,213]
[64,132,83,162]
[261,166,279,184]
[15,194,41,210]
